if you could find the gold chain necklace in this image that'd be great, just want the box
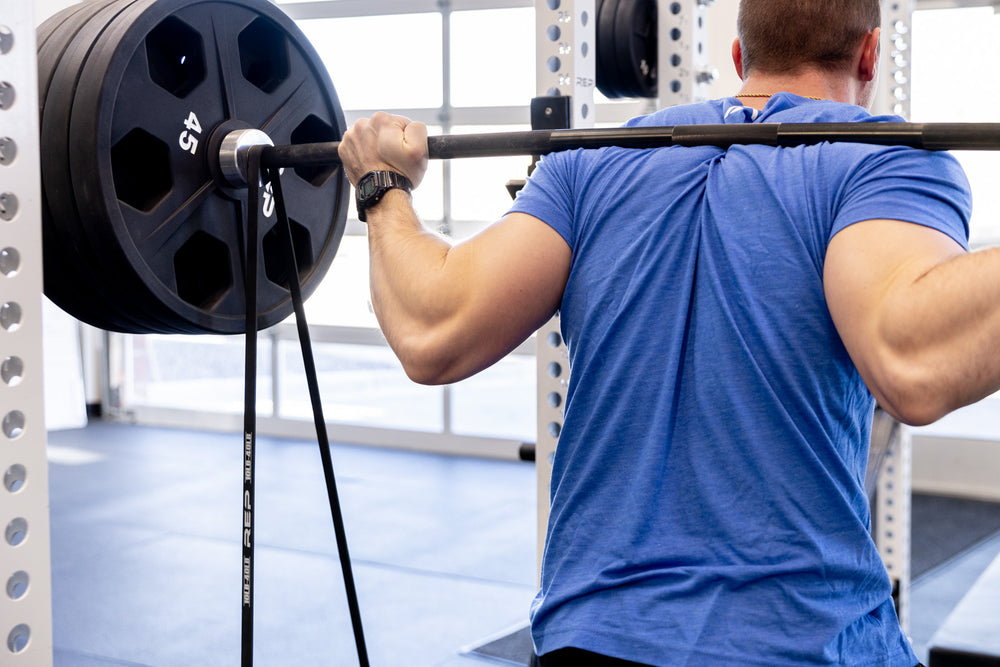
[736,93,824,100]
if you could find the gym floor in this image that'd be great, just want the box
[46,421,1000,666]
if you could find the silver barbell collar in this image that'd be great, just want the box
[219,129,274,187]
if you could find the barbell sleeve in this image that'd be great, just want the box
[259,122,1000,171]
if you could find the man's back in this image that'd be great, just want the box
[510,94,970,665]
[336,0,1000,661]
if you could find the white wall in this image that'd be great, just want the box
[706,0,742,97]
[36,0,79,24]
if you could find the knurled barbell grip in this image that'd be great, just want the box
[258,127,721,166]
[772,123,1000,150]
[914,123,1000,151]
[641,122,1000,151]
[261,141,341,169]
[258,122,1000,171]
[558,123,1000,151]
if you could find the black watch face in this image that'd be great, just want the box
[358,175,379,199]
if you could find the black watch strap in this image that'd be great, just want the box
[355,170,412,222]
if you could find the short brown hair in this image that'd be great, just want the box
[737,0,881,75]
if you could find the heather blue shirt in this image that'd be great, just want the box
[509,94,971,666]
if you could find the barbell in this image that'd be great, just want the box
[35,0,1000,335]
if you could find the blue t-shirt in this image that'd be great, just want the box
[508,94,971,666]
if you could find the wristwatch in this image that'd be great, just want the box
[355,170,412,222]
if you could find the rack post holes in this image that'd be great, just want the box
[534,0,594,581]
[872,0,914,629]
[537,0,596,128]
[878,0,914,120]
[1,1,55,665]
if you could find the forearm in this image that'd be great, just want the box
[365,191,474,383]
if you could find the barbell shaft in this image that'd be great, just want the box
[260,122,1000,170]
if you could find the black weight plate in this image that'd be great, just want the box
[39,1,129,108]
[596,0,626,99]
[40,0,193,334]
[43,0,190,334]
[61,0,204,334]
[38,1,131,333]
[38,0,180,333]
[69,0,348,334]
[37,0,106,52]
[614,0,657,98]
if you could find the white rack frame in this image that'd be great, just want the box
[0,1,54,664]
[658,0,715,108]
[873,0,915,631]
[533,0,595,575]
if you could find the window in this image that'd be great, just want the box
[909,6,1000,434]
[450,8,536,108]
[911,6,1000,248]
[298,14,444,110]
[450,125,533,229]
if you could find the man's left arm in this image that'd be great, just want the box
[824,218,1000,425]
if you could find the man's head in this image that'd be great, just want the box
[737,0,881,76]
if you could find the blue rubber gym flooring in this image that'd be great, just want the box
[46,421,1000,666]
[47,422,536,666]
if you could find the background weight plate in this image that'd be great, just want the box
[596,0,625,99]
[613,0,657,98]
[75,0,348,334]
[595,0,658,99]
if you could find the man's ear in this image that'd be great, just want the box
[732,38,745,80]
[859,27,880,82]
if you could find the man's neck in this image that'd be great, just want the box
[735,70,860,110]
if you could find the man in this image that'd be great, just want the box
[337,1,992,664]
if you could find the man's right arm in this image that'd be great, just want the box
[364,197,571,386]
[338,112,572,386]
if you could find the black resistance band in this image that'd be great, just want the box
[242,146,262,667]
[241,148,369,667]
